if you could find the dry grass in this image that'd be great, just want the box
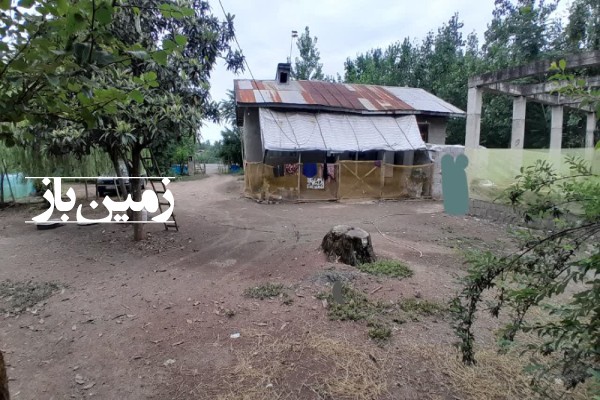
[199,330,391,400]
[401,341,594,400]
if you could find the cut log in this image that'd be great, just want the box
[0,350,9,400]
[321,225,376,266]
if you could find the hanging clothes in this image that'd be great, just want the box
[284,163,299,175]
[302,163,317,178]
[327,164,336,182]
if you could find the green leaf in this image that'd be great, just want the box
[151,50,168,66]
[126,50,149,59]
[67,11,87,34]
[56,0,68,15]
[162,39,177,51]
[558,59,566,70]
[81,109,97,129]
[0,0,10,10]
[179,7,195,17]
[159,3,172,17]
[175,34,187,46]
[143,71,157,82]
[96,2,112,26]
[129,90,144,104]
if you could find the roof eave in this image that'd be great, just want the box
[236,102,465,118]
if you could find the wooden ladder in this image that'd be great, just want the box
[141,150,179,231]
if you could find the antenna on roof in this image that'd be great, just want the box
[288,30,298,64]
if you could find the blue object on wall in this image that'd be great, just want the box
[302,163,317,178]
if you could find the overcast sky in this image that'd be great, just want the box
[201,0,568,143]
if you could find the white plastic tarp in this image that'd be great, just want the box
[259,109,426,152]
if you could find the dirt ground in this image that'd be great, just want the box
[0,174,559,399]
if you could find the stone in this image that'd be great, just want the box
[321,225,376,266]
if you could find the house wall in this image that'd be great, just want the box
[243,108,263,162]
[416,116,448,145]
[428,117,447,145]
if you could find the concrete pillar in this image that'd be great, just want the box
[586,112,596,148]
[465,87,483,148]
[511,96,526,149]
[550,106,563,150]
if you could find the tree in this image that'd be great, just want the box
[450,155,599,394]
[218,89,242,165]
[1,1,244,240]
[293,26,324,80]
[0,0,187,141]
[218,127,242,166]
[565,0,600,51]
[451,66,600,395]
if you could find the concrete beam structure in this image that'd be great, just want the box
[480,82,594,112]
[550,106,564,149]
[465,51,600,151]
[468,51,600,87]
[519,76,600,96]
[586,113,597,148]
[465,87,483,148]
[511,96,526,149]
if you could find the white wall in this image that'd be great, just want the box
[243,108,263,162]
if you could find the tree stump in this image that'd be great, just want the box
[321,225,376,266]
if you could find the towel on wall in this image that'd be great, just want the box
[302,163,317,178]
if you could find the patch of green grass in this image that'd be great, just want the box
[399,298,447,320]
[356,260,413,279]
[243,283,285,300]
[0,280,61,314]
[319,285,383,321]
[367,321,392,342]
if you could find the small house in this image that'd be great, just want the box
[235,63,465,201]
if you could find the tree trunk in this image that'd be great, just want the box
[110,151,128,198]
[132,146,144,241]
[321,225,376,266]
[0,173,4,205]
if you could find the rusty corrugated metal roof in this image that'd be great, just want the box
[234,79,465,117]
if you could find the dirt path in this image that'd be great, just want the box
[0,175,513,399]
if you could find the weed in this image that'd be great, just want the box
[367,322,392,342]
[244,283,285,300]
[0,280,61,314]
[356,260,413,279]
[399,298,447,320]
[322,285,380,321]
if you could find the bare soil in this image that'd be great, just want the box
[0,175,545,399]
